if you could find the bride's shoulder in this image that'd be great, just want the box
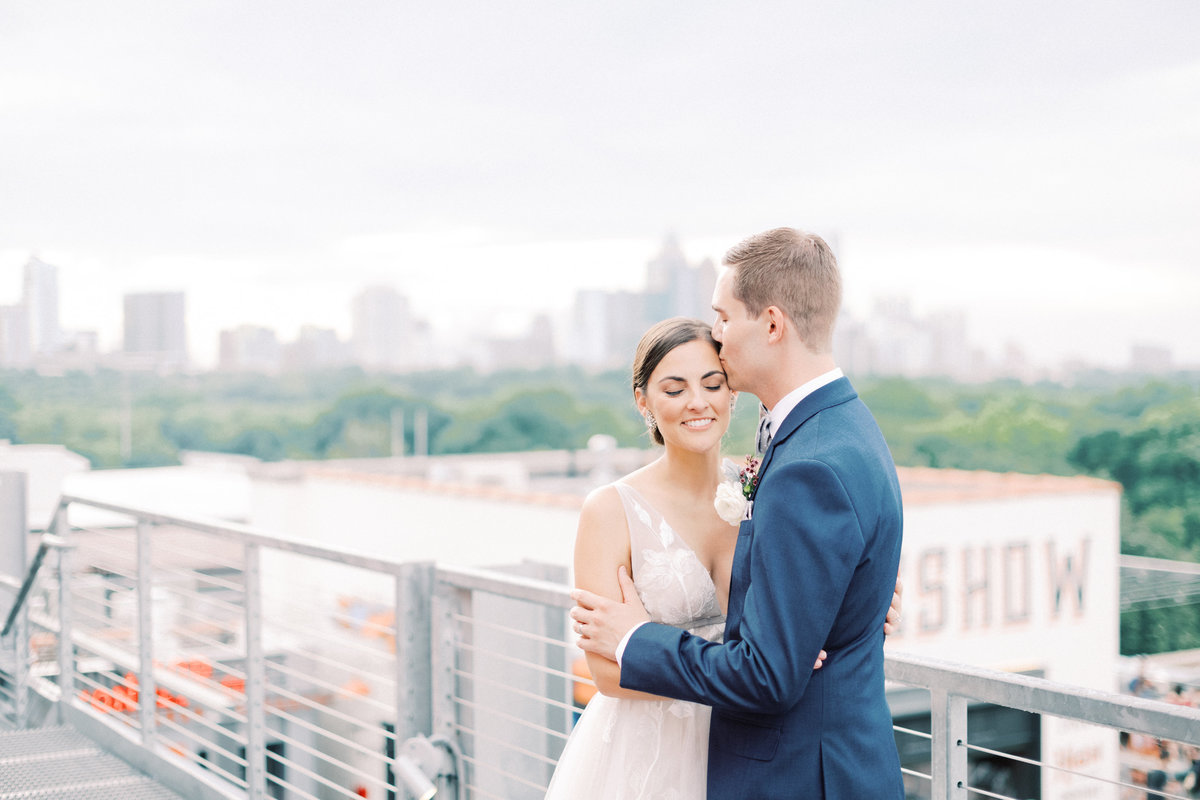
[576,484,631,553]
[581,482,624,518]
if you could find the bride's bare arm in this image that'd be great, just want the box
[573,487,664,701]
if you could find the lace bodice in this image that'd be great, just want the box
[615,483,725,640]
[545,482,723,799]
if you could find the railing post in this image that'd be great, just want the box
[930,687,969,800]
[431,577,469,784]
[0,472,29,727]
[244,542,266,799]
[53,502,73,725]
[135,518,158,748]
[394,562,433,744]
[10,613,28,727]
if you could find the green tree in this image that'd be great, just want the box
[0,384,19,441]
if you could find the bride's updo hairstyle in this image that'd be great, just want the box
[632,317,721,446]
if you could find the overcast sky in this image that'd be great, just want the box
[2,0,1198,369]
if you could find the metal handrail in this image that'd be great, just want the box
[6,491,1199,800]
[884,650,1200,746]
[1,533,70,638]
[435,561,1200,749]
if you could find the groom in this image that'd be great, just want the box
[573,227,905,798]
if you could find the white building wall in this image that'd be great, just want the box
[249,468,581,630]
[886,480,1122,800]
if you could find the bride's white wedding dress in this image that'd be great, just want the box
[545,482,725,800]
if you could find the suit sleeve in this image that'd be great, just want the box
[619,458,865,713]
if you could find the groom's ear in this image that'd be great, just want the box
[765,306,788,344]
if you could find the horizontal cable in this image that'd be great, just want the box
[964,783,1019,800]
[263,657,394,715]
[255,615,399,665]
[964,739,1188,800]
[451,695,564,739]
[64,598,126,629]
[450,721,562,765]
[262,704,392,769]
[453,667,578,717]
[246,771,319,800]
[258,738,377,800]
[254,675,389,734]
[155,713,248,771]
[455,640,575,682]
[452,613,573,650]
[153,698,249,748]
[317,604,399,637]
[155,617,244,659]
[152,581,246,618]
[148,559,245,593]
[263,640,393,685]
[459,751,548,794]
[892,723,932,741]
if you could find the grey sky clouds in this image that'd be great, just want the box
[3,0,1197,367]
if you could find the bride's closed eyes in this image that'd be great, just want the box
[659,371,729,397]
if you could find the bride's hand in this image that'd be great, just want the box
[883,572,903,635]
[813,650,828,670]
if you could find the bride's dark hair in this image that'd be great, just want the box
[632,317,721,446]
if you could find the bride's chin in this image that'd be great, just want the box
[665,434,725,454]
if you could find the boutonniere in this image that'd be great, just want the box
[714,456,760,526]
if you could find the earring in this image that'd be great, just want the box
[729,394,737,414]
[644,411,657,431]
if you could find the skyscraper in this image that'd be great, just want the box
[643,233,716,321]
[566,235,717,368]
[123,292,188,371]
[0,304,31,367]
[22,256,61,356]
[351,285,431,372]
[218,325,281,373]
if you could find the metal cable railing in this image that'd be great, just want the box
[1,494,448,800]
[433,565,1200,800]
[3,493,1200,800]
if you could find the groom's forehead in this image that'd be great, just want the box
[712,270,742,310]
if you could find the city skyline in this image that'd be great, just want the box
[2,2,1198,370]
[0,246,1184,381]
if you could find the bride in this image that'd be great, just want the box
[545,317,901,799]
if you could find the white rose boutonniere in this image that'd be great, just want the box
[714,456,760,526]
[714,480,747,526]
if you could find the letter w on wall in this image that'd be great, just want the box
[1047,539,1090,618]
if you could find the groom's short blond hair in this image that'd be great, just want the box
[724,227,841,354]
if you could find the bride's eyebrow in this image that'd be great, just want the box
[657,371,725,385]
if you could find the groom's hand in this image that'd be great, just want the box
[571,566,650,662]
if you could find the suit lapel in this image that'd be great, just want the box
[750,377,856,499]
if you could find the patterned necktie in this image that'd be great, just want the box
[755,403,772,456]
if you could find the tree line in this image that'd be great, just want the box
[2,365,1197,654]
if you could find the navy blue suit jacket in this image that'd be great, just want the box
[620,377,905,799]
